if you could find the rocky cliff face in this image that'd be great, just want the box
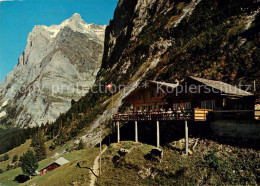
[83,0,260,144]
[99,0,259,86]
[0,13,106,127]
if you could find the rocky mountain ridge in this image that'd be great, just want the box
[0,13,106,127]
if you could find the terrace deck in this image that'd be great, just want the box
[113,109,260,122]
[113,109,211,122]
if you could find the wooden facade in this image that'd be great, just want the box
[40,163,60,176]
[122,77,255,121]
[165,77,254,110]
[164,76,255,120]
[39,157,69,176]
[123,81,178,112]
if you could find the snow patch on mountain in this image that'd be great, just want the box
[36,13,106,41]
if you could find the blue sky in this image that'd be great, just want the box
[0,0,118,83]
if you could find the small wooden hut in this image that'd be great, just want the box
[39,157,69,176]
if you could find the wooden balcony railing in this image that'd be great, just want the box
[113,109,195,121]
[113,109,260,122]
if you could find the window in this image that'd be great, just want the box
[209,100,215,110]
[184,102,191,109]
[201,100,215,110]
[173,103,178,110]
[201,101,206,109]
[150,90,155,97]
[173,102,191,110]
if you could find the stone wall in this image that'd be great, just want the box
[210,120,260,141]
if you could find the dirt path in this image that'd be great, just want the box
[89,146,108,186]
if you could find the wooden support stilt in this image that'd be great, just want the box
[117,121,120,143]
[185,120,188,155]
[99,130,102,175]
[156,121,160,147]
[135,121,138,142]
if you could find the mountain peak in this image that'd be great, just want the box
[27,12,105,42]
[0,12,105,127]
[69,13,82,21]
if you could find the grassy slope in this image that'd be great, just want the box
[0,138,99,186]
[23,148,99,186]
[0,140,32,171]
[97,141,260,185]
[0,147,99,186]
[0,139,72,172]
[0,167,23,185]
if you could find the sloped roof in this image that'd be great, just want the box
[54,157,70,166]
[149,80,179,89]
[189,76,253,96]
[39,157,69,171]
[123,80,178,101]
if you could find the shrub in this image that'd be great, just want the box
[203,151,235,183]
[77,139,85,150]
[12,154,18,162]
[3,154,9,161]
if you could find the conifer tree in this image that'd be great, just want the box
[77,139,85,150]
[31,131,46,161]
[20,150,38,179]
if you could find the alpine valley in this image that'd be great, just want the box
[0,0,259,185]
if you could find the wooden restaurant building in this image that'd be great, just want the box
[164,76,256,120]
[166,76,254,110]
[119,76,256,120]
[113,76,257,150]
[123,80,178,113]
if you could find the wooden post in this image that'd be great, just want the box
[185,120,188,155]
[117,121,120,143]
[135,121,138,142]
[156,121,160,147]
[99,130,102,175]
